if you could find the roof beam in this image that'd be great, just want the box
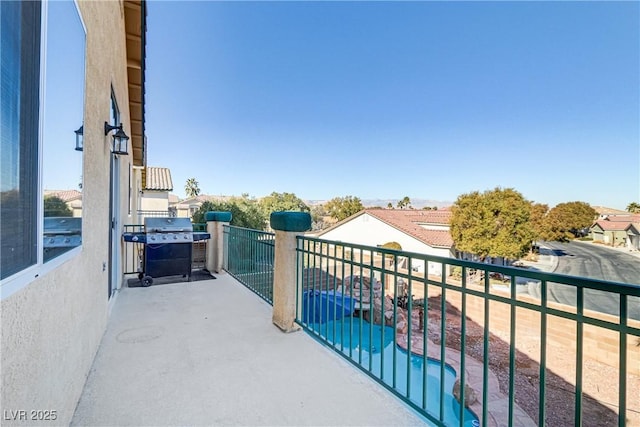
[127,59,142,70]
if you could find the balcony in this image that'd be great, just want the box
[71,273,425,426]
[74,214,640,426]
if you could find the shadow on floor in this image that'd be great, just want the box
[127,269,215,288]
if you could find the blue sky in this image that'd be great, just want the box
[142,1,639,209]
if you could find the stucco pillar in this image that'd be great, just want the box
[205,211,232,274]
[271,211,311,333]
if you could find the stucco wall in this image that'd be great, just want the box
[140,191,169,211]
[1,2,134,425]
[321,214,450,256]
[319,213,452,274]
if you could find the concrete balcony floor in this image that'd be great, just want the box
[71,274,426,426]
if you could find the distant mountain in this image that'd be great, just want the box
[361,199,453,209]
[304,198,452,209]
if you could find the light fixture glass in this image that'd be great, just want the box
[104,121,129,155]
[112,128,129,155]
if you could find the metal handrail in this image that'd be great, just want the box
[223,225,275,304]
[295,235,639,427]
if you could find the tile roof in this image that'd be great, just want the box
[44,189,82,202]
[145,167,173,191]
[365,209,454,248]
[592,220,631,231]
[367,208,452,225]
[604,214,640,223]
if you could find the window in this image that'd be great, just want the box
[1,1,41,280]
[42,0,86,262]
[1,0,86,291]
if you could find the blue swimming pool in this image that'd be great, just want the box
[306,318,479,427]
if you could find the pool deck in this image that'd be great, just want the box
[71,274,426,426]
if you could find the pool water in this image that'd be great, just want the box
[307,318,479,427]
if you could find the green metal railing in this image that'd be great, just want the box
[223,225,275,304]
[295,236,640,427]
[192,223,207,232]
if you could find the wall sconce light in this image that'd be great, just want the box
[104,122,130,155]
[74,125,84,151]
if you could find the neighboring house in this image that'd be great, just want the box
[627,223,640,251]
[1,1,147,425]
[138,166,174,219]
[590,214,640,249]
[592,206,630,220]
[44,189,83,217]
[316,209,454,276]
[175,194,231,218]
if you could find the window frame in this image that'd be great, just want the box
[1,0,86,299]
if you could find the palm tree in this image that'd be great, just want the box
[185,178,200,198]
[627,202,640,213]
[397,196,411,209]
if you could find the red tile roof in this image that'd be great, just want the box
[365,209,453,248]
[593,220,631,231]
[367,208,452,225]
[44,189,82,202]
[604,214,640,223]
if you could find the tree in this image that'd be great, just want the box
[450,187,535,260]
[44,195,72,217]
[192,195,266,230]
[380,241,402,250]
[540,201,596,242]
[258,192,309,219]
[379,241,402,259]
[627,202,640,213]
[185,178,200,198]
[529,202,549,244]
[310,204,328,230]
[387,202,393,209]
[397,196,411,209]
[324,196,364,222]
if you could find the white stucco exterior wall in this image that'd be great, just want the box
[140,190,169,211]
[319,213,453,275]
[1,2,137,425]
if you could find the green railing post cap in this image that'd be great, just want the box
[205,211,233,222]
[270,211,311,232]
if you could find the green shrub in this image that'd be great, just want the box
[450,266,463,279]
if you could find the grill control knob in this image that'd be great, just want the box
[150,236,156,241]
[65,238,70,243]
[162,235,167,240]
[49,238,55,244]
[173,235,178,240]
[184,235,189,240]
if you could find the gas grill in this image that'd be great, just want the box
[43,217,82,262]
[122,217,210,287]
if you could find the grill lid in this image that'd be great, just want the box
[44,217,82,235]
[144,217,193,233]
